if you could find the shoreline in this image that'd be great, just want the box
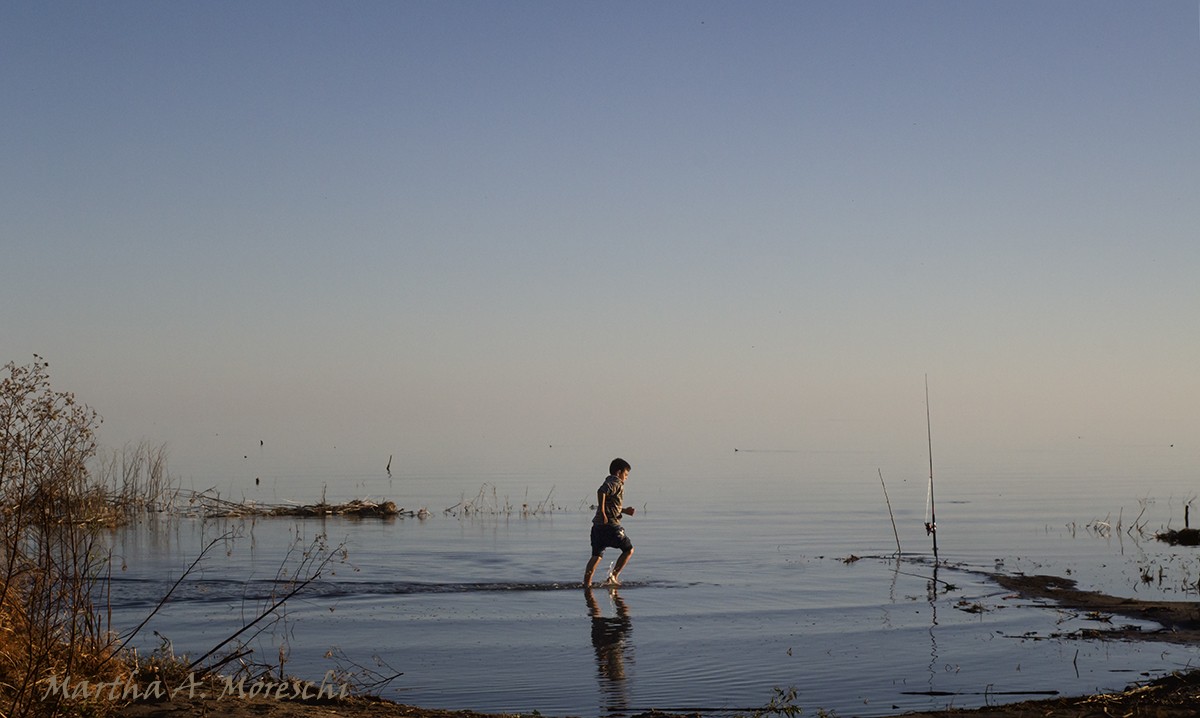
[112,571,1200,718]
[111,671,1200,718]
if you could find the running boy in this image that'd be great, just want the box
[583,458,635,587]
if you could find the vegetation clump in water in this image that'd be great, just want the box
[186,493,404,519]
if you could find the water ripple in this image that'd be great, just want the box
[108,577,672,608]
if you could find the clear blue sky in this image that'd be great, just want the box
[3,2,1198,480]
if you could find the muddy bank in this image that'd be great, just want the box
[895,668,1200,717]
[991,572,1200,642]
[891,571,1200,717]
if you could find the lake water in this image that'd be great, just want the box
[104,444,1200,717]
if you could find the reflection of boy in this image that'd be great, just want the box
[585,587,632,682]
[583,458,635,587]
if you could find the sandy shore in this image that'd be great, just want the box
[112,572,1200,718]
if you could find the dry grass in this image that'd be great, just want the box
[443,484,564,518]
[94,441,179,518]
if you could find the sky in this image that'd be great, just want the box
[3,1,1199,485]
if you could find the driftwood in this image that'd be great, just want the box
[183,491,408,519]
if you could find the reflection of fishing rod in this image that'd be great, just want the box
[892,566,956,589]
[925,558,939,693]
[924,375,939,562]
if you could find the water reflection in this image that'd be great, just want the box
[585,587,633,713]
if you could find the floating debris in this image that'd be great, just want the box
[955,599,988,614]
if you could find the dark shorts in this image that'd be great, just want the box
[590,522,633,556]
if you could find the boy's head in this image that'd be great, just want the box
[609,457,631,476]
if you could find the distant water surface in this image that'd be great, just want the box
[107,445,1200,716]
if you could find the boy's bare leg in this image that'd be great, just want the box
[583,555,602,586]
[606,547,633,585]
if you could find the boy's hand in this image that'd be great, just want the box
[623,507,635,516]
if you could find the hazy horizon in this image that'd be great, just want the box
[4,2,1198,489]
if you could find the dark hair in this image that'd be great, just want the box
[609,457,631,475]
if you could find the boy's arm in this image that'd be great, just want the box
[597,490,608,524]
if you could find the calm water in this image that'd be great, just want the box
[105,445,1200,716]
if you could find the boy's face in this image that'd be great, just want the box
[616,468,630,482]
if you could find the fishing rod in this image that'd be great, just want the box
[878,468,902,555]
[924,375,939,561]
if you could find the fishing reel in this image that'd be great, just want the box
[924,521,936,535]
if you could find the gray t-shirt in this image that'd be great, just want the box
[593,474,624,526]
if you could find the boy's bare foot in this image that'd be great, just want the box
[604,573,621,586]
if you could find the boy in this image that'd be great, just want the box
[583,458,635,587]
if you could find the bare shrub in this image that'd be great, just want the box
[0,358,381,715]
[0,356,123,717]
